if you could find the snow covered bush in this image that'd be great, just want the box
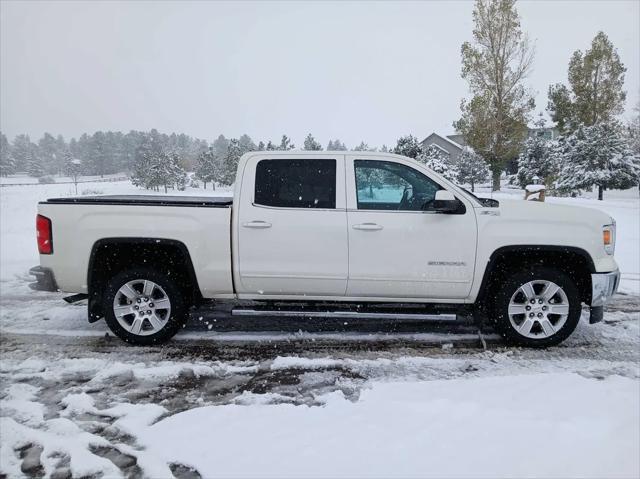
[416,144,460,182]
[456,147,489,191]
[554,121,639,200]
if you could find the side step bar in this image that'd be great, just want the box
[232,309,457,321]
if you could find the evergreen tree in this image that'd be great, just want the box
[26,152,45,178]
[303,133,322,151]
[327,139,347,150]
[548,32,627,132]
[278,135,295,151]
[219,139,243,186]
[130,152,153,189]
[354,142,375,152]
[392,135,421,158]
[11,134,36,172]
[455,0,535,190]
[257,141,266,150]
[517,116,558,188]
[38,132,58,174]
[212,134,230,158]
[456,147,490,191]
[625,101,640,161]
[239,134,257,152]
[416,145,460,182]
[195,147,222,190]
[554,121,639,199]
[0,133,15,177]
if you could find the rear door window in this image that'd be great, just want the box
[255,159,336,209]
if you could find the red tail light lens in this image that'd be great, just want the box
[36,214,53,254]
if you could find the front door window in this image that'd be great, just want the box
[354,160,442,211]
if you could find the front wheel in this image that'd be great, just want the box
[103,268,188,345]
[492,267,582,347]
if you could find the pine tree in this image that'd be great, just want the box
[239,134,257,152]
[131,152,153,190]
[219,139,242,186]
[354,142,375,151]
[26,152,45,178]
[38,133,58,175]
[517,117,558,188]
[456,147,490,191]
[0,133,15,177]
[195,147,221,190]
[327,139,347,151]
[392,135,421,159]
[166,153,187,191]
[554,121,639,200]
[303,134,322,151]
[278,135,295,151]
[416,145,460,182]
[11,134,35,172]
[257,141,266,150]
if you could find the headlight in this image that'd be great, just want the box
[603,222,616,255]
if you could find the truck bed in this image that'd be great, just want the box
[42,195,233,207]
[37,195,234,297]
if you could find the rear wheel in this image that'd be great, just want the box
[103,268,188,345]
[492,267,582,347]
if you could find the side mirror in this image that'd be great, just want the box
[424,190,462,214]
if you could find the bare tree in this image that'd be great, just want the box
[454,0,535,191]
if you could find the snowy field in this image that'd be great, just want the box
[1,177,639,478]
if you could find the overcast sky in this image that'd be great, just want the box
[1,0,638,147]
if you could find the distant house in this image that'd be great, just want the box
[419,133,465,162]
[421,127,559,159]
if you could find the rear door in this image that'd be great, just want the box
[236,154,348,298]
[345,155,477,300]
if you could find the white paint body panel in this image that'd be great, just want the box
[38,151,619,304]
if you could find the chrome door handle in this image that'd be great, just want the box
[352,223,383,231]
[242,221,272,229]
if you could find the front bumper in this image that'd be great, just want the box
[29,266,59,292]
[589,270,620,324]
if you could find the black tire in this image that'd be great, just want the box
[491,266,582,348]
[103,267,188,345]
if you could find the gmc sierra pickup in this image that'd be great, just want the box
[30,151,619,347]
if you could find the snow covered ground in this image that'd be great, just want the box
[1,177,639,478]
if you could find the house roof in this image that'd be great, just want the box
[420,132,464,151]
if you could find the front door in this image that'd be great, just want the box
[346,156,477,299]
[236,155,348,297]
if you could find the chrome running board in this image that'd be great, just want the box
[231,309,457,321]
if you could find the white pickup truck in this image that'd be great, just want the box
[30,151,619,347]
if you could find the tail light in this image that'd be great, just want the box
[36,214,53,254]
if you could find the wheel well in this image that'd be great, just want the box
[477,246,594,310]
[87,238,201,322]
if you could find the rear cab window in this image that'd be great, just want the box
[255,159,336,209]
